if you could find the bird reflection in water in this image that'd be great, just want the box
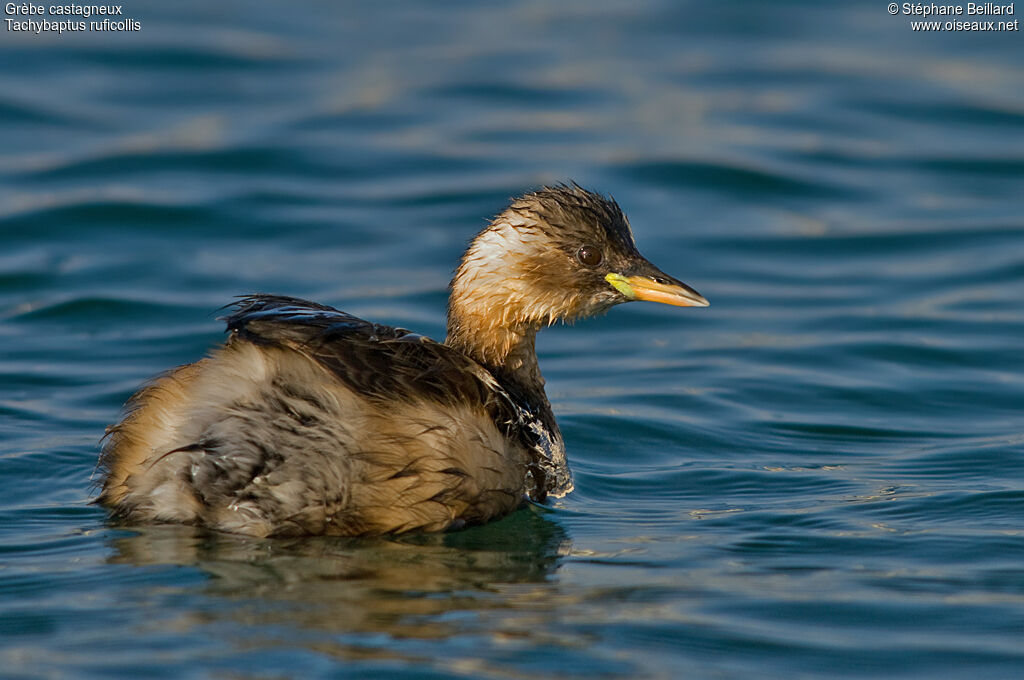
[105,506,572,663]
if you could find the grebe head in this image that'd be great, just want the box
[447,184,707,368]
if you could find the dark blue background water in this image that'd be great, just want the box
[2,1,1023,678]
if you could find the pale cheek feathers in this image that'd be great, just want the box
[462,220,549,279]
[456,221,592,326]
[457,224,537,316]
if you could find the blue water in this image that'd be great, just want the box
[2,1,1023,678]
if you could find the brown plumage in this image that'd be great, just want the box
[96,184,708,537]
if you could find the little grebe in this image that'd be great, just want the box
[97,185,708,536]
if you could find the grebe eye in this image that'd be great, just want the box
[576,245,603,267]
